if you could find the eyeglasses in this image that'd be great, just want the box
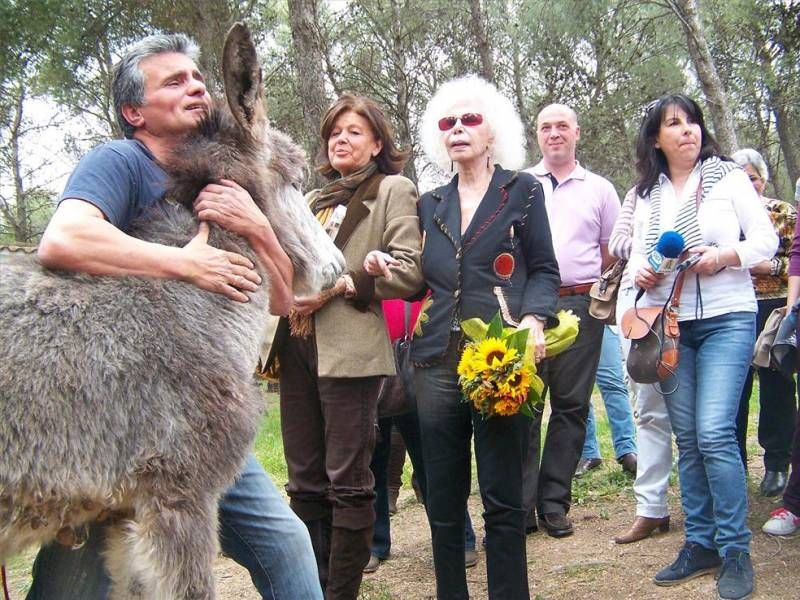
[437,113,484,131]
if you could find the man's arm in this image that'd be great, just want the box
[38,199,261,303]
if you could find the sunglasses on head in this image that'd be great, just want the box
[438,113,484,131]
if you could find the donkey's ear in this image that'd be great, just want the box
[222,22,267,134]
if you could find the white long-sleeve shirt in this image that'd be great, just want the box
[629,164,778,321]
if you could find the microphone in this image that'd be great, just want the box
[647,231,685,273]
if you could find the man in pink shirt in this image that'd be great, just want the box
[522,104,620,537]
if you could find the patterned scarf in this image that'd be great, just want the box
[314,161,378,213]
[644,156,738,252]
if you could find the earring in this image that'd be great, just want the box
[486,154,490,169]
[450,160,454,172]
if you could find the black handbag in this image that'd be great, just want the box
[377,302,416,417]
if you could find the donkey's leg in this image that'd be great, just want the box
[104,495,219,600]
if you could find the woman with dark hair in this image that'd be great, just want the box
[275,94,423,599]
[629,94,776,600]
[411,75,560,600]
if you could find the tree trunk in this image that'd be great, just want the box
[510,33,536,163]
[288,0,331,188]
[8,83,31,243]
[468,0,495,82]
[389,0,417,183]
[667,0,738,154]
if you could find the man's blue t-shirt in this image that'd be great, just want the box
[60,139,167,233]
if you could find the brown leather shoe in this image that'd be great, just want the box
[614,515,670,544]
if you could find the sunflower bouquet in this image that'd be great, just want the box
[457,310,580,418]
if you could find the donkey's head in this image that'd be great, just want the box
[222,23,346,295]
[167,23,344,296]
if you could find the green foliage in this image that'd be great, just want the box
[1,0,798,236]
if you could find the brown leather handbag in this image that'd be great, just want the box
[620,271,686,384]
[589,259,626,325]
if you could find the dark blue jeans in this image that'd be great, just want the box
[26,455,322,599]
[416,335,530,600]
[370,413,476,559]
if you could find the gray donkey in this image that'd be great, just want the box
[0,23,344,599]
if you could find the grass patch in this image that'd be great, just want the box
[357,580,394,599]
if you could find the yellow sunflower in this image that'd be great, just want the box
[474,337,518,370]
[498,366,533,398]
[492,397,520,417]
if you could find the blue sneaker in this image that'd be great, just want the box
[654,542,721,586]
[717,550,753,600]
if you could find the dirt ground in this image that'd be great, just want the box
[213,460,800,600]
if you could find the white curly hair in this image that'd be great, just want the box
[419,74,527,172]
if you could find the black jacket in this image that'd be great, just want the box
[411,167,561,366]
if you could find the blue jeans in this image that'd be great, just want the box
[27,455,322,600]
[664,312,755,557]
[371,414,476,560]
[582,326,637,460]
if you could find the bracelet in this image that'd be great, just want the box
[714,247,721,269]
[771,257,782,277]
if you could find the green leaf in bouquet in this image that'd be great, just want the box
[504,328,529,355]
[486,311,504,338]
[520,401,535,418]
[461,317,489,342]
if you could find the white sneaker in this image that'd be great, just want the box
[762,507,800,536]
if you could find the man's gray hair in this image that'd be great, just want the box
[112,33,200,139]
[732,148,769,182]
[419,74,526,172]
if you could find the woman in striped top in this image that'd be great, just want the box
[628,95,776,600]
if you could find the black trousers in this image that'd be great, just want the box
[523,293,605,516]
[736,297,798,472]
[416,334,530,600]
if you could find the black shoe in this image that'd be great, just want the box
[618,452,638,476]
[538,512,574,538]
[653,542,721,586]
[760,470,788,497]
[717,550,753,600]
[574,457,602,478]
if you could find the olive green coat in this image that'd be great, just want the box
[289,173,423,378]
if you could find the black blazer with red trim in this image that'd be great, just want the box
[411,167,560,366]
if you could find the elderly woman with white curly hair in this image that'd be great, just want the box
[410,75,560,600]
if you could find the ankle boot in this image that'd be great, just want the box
[614,515,670,544]
[305,516,332,591]
[387,428,406,514]
[326,525,373,600]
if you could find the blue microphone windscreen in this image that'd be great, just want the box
[656,230,685,258]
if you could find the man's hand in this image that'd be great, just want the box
[518,315,546,363]
[363,250,400,280]
[182,222,261,303]
[194,179,268,239]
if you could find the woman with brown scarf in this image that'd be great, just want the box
[276,94,423,599]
